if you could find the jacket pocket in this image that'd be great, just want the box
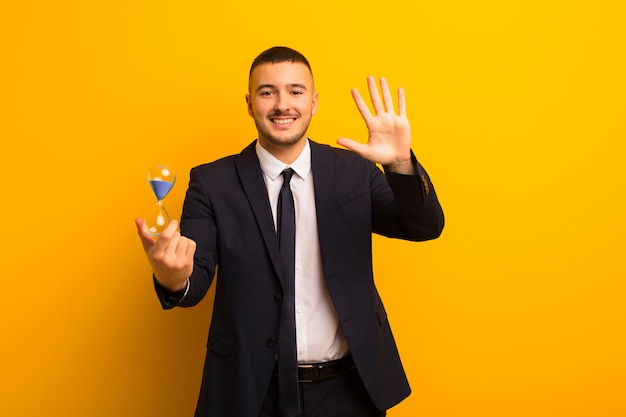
[208,331,233,356]
[333,188,369,209]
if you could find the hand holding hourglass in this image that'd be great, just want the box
[135,164,195,293]
[135,165,196,293]
[144,165,176,237]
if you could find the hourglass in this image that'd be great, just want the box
[144,165,176,237]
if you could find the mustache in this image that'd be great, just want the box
[268,111,299,118]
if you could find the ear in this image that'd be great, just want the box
[245,94,253,117]
[311,92,319,116]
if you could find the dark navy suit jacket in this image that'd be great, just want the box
[156,140,444,416]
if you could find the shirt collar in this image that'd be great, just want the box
[255,139,312,182]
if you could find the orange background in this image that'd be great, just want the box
[1,1,625,416]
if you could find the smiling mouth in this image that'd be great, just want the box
[270,117,297,125]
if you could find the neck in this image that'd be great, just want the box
[259,137,307,165]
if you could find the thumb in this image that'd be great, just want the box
[135,218,156,251]
[337,137,370,158]
[337,138,370,159]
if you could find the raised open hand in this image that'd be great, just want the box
[337,76,414,174]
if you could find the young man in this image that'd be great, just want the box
[136,46,444,417]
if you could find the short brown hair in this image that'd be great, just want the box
[248,46,313,88]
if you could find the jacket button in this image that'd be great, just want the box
[274,293,283,302]
[266,338,276,348]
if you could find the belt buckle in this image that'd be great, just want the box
[298,363,322,383]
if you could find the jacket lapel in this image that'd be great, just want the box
[310,141,335,278]
[235,141,284,283]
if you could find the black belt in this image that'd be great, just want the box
[273,355,355,382]
[296,355,355,382]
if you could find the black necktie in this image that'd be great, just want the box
[277,168,299,417]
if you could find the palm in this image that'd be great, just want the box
[338,76,412,168]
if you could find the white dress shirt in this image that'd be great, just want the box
[256,140,349,363]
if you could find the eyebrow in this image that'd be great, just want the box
[256,83,308,92]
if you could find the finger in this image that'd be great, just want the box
[379,77,395,114]
[184,238,197,259]
[135,217,149,236]
[161,231,183,258]
[135,218,157,251]
[174,235,191,257]
[337,138,371,159]
[151,220,180,254]
[161,219,180,236]
[351,88,373,121]
[397,87,407,117]
[168,236,195,275]
[367,76,384,115]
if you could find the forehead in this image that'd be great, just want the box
[249,62,314,90]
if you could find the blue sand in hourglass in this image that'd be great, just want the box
[149,180,174,201]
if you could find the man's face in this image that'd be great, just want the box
[246,62,318,150]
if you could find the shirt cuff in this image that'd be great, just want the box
[162,279,190,303]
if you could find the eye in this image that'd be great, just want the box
[291,90,303,95]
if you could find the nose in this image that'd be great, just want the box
[274,93,290,112]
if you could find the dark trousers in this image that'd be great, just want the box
[258,367,386,417]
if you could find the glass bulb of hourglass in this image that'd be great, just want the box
[145,165,176,237]
[144,201,170,236]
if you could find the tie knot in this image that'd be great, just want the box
[282,168,294,185]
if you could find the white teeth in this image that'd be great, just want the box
[272,118,295,125]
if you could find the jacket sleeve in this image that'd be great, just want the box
[372,151,445,241]
[154,165,218,309]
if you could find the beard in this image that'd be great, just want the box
[253,111,312,148]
